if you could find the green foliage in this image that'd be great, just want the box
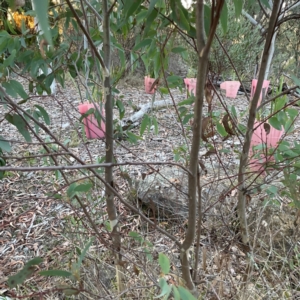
[203,1,262,79]
[8,257,43,288]
[34,104,50,125]
[5,113,32,142]
[157,254,197,300]
[8,239,93,297]
[0,135,11,152]
[233,0,243,18]
[158,253,170,275]
[140,114,159,136]
[220,2,228,33]
[2,80,28,99]
[67,182,93,199]
[71,238,95,280]
[173,144,189,165]
[32,0,52,46]
[129,231,154,261]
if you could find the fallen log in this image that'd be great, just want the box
[120,99,173,130]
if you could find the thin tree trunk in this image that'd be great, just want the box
[181,0,224,292]
[237,0,283,246]
[102,0,124,294]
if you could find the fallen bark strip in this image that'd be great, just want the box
[120,99,173,129]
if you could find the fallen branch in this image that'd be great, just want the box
[120,99,173,129]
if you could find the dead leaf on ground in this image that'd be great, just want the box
[222,113,236,136]
[202,116,214,142]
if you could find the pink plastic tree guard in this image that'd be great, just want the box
[249,79,279,173]
[145,76,157,94]
[220,81,240,98]
[249,121,283,173]
[184,78,197,96]
[78,102,106,139]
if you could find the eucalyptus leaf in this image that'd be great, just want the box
[34,105,51,125]
[0,135,11,152]
[32,0,52,46]
[158,253,170,275]
[8,258,43,288]
[233,0,243,18]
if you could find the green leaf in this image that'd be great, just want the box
[34,105,50,125]
[5,80,28,99]
[204,4,211,37]
[116,99,125,120]
[269,117,282,131]
[182,114,193,125]
[144,9,158,36]
[233,0,243,18]
[172,286,180,300]
[286,108,298,119]
[5,114,32,142]
[291,74,300,93]
[129,231,143,243]
[8,258,43,288]
[32,0,52,46]
[216,122,227,137]
[125,0,143,18]
[2,82,17,98]
[0,135,11,152]
[220,1,228,33]
[40,270,72,277]
[155,278,172,299]
[167,75,182,84]
[274,96,287,112]
[284,119,294,133]
[231,105,237,118]
[171,47,186,53]
[136,10,148,24]
[178,98,195,106]
[76,238,95,270]
[140,114,149,136]
[152,117,158,135]
[3,49,16,68]
[118,49,125,70]
[172,6,190,31]
[79,108,95,122]
[67,182,76,198]
[74,183,93,193]
[133,38,152,51]
[267,185,278,195]
[159,87,169,94]
[127,131,142,144]
[260,0,271,9]
[158,253,170,275]
[178,286,197,300]
[147,0,159,16]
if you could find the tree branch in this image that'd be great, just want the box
[0,161,192,175]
